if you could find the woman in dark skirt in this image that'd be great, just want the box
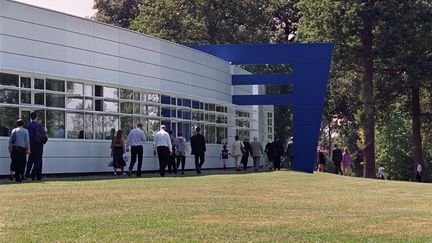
[317,143,327,172]
[111,130,126,176]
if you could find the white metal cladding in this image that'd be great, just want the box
[0,0,232,102]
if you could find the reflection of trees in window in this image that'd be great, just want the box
[20,77,31,88]
[35,78,44,90]
[66,112,83,139]
[147,93,160,103]
[20,90,31,104]
[84,114,93,139]
[120,89,133,100]
[120,116,134,136]
[46,94,65,108]
[66,97,83,110]
[133,91,140,101]
[147,105,159,117]
[103,101,118,113]
[84,98,93,110]
[120,102,133,114]
[216,127,227,144]
[236,129,250,141]
[84,85,93,96]
[67,82,83,95]
[0,89,19,104]
[103,115,118,140]
[133,103,140,114]
[35,92,44,105]
[0,73,19,87]
[46,79,65,92]
[205,125,216,144]
[103,87,118,99]
[95,114,104,140]
[46,110,65,138]
[178,122,191,141]
[146,119,159,141]
[0,107,18,136]
[192,111,204,121]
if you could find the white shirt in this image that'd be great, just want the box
[126,128,147,147]
[153,129,172,153]
[417,164,423,173]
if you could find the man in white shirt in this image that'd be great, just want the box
[153,125,172,177]
[416,162,423,182]
[126,123,147,177]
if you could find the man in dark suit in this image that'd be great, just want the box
[190,127,206,174]
[332,144,343,175]
[272,137,284,170]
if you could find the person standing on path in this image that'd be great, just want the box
[332,144,343,175]
[174,131,187,174]
[111,130,126,176]
[342,147,351,176]
[241,138,251,171]
[250,137,263,171]
[126,123,147,177]
[153,125,172,177]
[190,127,206,174]
[264,139,274,170]
[167,130,177,174]
[232,136,244,171]
[272,138,284,170]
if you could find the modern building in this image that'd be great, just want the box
[0,0,273,175]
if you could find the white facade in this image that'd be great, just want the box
[0,0,273,175]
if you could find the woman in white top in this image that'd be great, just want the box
[232,135,244,171]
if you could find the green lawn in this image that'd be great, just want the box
[0,171,431,242]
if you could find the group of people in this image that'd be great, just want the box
[316,143,351,176]
[8,112,47,182]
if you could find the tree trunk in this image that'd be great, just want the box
[411,85,423,180]
[360,0,376,178]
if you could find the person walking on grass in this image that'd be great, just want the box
[25,112,47,181]
[220,144,230,170]
[232,136,244,171]
[272,137,284,170]
[241,138,251,171]
[190,127,206,174]
[416,162,423,182]
[342,147,351,176]
[111,130,126,176]
[317,143,327,172]
[126,123,147,177]
[250,137,263,171]
[9,119,31,182]
[332,144,343,175]
[167,130,177,174]
[174,131,187,174]
[153,125,172,177]
[264,139,274,170]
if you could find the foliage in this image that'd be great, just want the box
[93,0,141,28]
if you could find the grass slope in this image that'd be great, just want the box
[0,171,431,242]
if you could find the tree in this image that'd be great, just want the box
[93,0,141,28]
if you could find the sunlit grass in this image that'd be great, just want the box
[0,171,431,242]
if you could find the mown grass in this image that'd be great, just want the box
[0,171,431,242]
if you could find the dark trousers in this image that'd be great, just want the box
[11,147,26,182]
[176,155,186,172]
[168,153,177,174]
[416,172,422,182]
[241,154,249,170]
[157,146,170,176]
[27,148,43,179]
[194,154,205,173]
[334,162,342,175]
[274,155,281,170]
[129,145,143,176]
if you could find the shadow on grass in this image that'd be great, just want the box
[0,168,290,185]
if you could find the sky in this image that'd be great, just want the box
[15,0,96,18]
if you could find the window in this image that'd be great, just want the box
[133,91,140,101]
[120,89,133,100]
[216,127,227,144]
[84,98,93,110]
[0,89,19,104]
[161,95,170,105]
[46,79,65,92]
[0,73,19,87]
[35,92,44,105]
[133,103,140,115]
[67,82,83,95]
[84,113,94,139]
[180,99,191,107]
[268,112,273,118]
[171,97,176,105]
[104,101,119,113]
[146,119,159,141]
[178,110,191,120]
[205,125,216,144]
[192,100,200,109]
[21,90,31,104]
[178,122,191,141]
[268,127,273,133]
[66,112,84,139]
[148,93,160,103]
[161,107,171,118]
[84,85,93,96]
[35,78,44,90]
[147,105,159,117]
[46,110,65,138]
[120,102,133,114]
[192,111,204,121]
[66,97,83,110]
[268,119,273,126]
[120,116,134,136]
[103,87,119,99]
[103,115,119,140]
[20,77,31,88]
[0,107,19,136]
[46,94,65,108]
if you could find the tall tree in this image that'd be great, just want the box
[93,0,141,28]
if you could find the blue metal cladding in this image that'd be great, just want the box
[190,43,333,173]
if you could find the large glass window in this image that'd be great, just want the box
[84,113,94,139]
[84,98,93,110]
[133,103,140,115]
[0,89,19,104]
[46,94,65,108]
[161,95,170,105]
[120,89,133,100]
[20,77,31,88]
[46,110,65,138]
[103,115,119,140]
[120,102,133,114]
[35,78,44,90]
[0,107,19,136]
[0,73,19,87]
[84,85,93,96]
[178,122,191,141]
[104,101,119,113]
[35,92,44,105]
[46,79,65,92]
[205,125,216,144]
[192,100,200,109]
[103,87,119,99]
[95,114,104,140]
[120,116,134,136]
[66,112,84,139]
[66,97,83,110]
[161,107,171,118]
[146,119,159,141]
[147,105,159,117]
[21,90,31,104]
[147,93,160,103]
[216,127,227,144]
[67,81,83,95]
